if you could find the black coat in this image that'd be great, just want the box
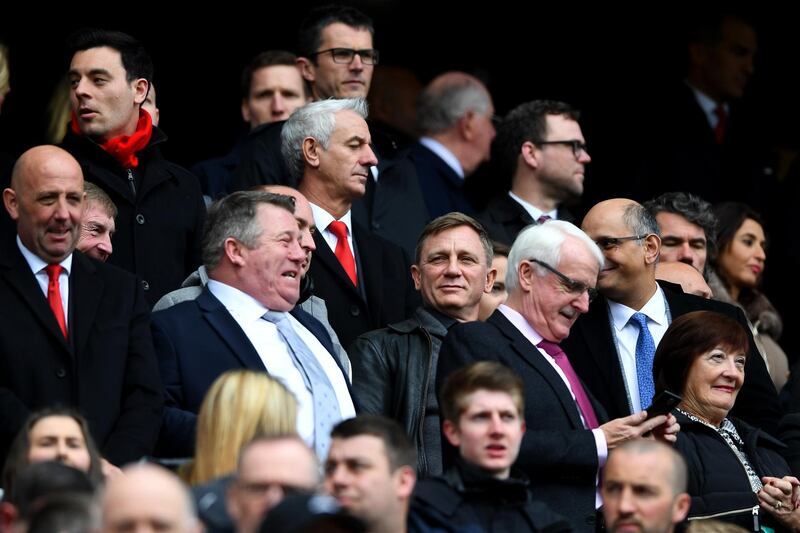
[61,128,206,306]
[561,281,781,434]
[478,194,576,246]
[437,311,608,533]
[674,411,791,531]
[0,241,163,466]
[410,460,571,533]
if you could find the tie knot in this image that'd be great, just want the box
[714,104,727,121]
[45,264,63,280]
[328,220,348,240]
[537,339,564,359]
[536,214,552,224]
[262,310,288,325]
[630,312,649,329]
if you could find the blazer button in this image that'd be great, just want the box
[141,280,150,291]
[136,214,146,225]
[372,222,381,230]
[55,368,67,378]
[349,305,360,316]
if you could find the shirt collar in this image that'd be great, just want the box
[419,137,465,179]
[17,235,73,276]
[508,191,557,221]
[207,279,273,322]
[310,203,353,235]
[498,304,544,346]
[607,284,667,332]
[688,83,728,125]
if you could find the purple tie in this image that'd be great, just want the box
[537,339,599,429]
[536,214,552,224]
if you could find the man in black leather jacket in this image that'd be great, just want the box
[350,213,496,477]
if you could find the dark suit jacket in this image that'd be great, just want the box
[437,311,607,533]
[478,193,576,246]
[406,142,475,219]
[151,287,351,457]
[561,281,781,434]
[0,242,163,466]
[308,221,418,350]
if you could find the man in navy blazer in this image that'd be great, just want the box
[0,146,162,466]
[437,221,677,533]
[152,191,355,457]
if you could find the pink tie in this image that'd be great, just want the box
[328,221,357,286]
[714,105,727,144]
[538,339,599,428]
[45,264,68,339]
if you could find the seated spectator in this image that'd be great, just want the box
[478,240,510,321]
[655,261,713,299]
[181,370,297,486]
[26,493,96,533]
[411,361,569,532]
[77,182,116,262]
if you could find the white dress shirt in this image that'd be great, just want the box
[508,191,558,222]
[310,204,356,261]
[419,137,465,179]
[207,280,355,448]
[689,83,728,130]
[607,285,670,413]
[18,236,72,329]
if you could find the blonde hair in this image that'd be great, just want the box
[182,370,298,485]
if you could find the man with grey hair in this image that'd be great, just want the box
[602,440,690,533]
[349,212,496,477]
[151,190,355,458]
[77,182,116,262]
[437,220,678,533]
[643,191,716,274]
[563,198,780,433]
[100,463,202,533]
[283,97,416,349]
[404,72,495,219]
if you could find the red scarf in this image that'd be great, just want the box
[71,109,153,169]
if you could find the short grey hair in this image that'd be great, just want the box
[610,439,688,495]
[281,97,369,184]
[201,191,296,271]
[506,220,603,292]
[623,203,661,241]
[417,76,491,135]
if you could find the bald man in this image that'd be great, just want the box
[101,464,201,533]
[0,145,162,466]
[655,262,712,299]
[561,198,780,433]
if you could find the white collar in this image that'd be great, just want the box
[310,204,353,235]
[607,284,667,332]
[17,235,73,276]
[419,137,464,179]
[508,191,557,221]
[207,279,274,322]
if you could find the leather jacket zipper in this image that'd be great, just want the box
[127,168,136,195]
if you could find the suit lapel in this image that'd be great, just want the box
[197,289,266,371]
[489,313,586,429]
[311,231,362,299]
[71,253,103,356]
[659,281,691,318]
[0,243,72,353]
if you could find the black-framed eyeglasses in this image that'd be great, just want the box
[311,48,379,65]
[594,235,648,250]
[530,259,598,302]
[537,139,588,158]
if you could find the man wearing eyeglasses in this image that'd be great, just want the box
[437,220,678,533]
[479,100,589,246]
[563,198,780,433]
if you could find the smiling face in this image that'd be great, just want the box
[681,345,746,425]
[411,225,494,322]
[300,23,375,99]
[78,200,115,261]
[443,389,525,479]
[27,415,91,473]
[68,46,147,142]
[717,218,766,293]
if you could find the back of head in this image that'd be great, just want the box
[608,439,688,495]
[330,416,416,472]
[189,370,298,485]
[26,493,97,533]
[66,28,153,83]
[416,72,490,136]
[259,493,366,533]
[296,4,375,58]
[10,462,95,522]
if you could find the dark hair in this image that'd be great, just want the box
[495,100,580,179]
[492,240,511,258]
[652,310,749,395]
[414,212,493,266]
[687,12,755,46]
[330,415,416,471]
[440,361,525,423]
[297,5,375,59]
[12,463,95,520]
[2,408,103,505]
[644,192,717,256]
[712,202,766,262]
[26,492,96,533]
[66,28,153,84]
[241,50,304,98]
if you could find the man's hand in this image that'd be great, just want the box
[600,411,672,448]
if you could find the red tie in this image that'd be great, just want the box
[538,339,599,429]
[45,264,68,339]
[714,105,727,144]
[328,221,357,286]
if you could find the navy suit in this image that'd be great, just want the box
[151,287,352,457]
[437,311,607,533]
[478,194,576,246]
[406,142,475,219]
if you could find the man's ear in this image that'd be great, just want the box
[644,234,661,265]
[132,78,148,106]
[517,260,535,292]
[297,57,316,84]
[484,266,497,294]
[459,111,477,141]
[394,465,417,499]
[520,141,541,171]
[224,237,247,267]
[410,264,422,291]
[442,419,461,447]
[302,137,322,169]
[241,98,251,124]
[2,188,19,221]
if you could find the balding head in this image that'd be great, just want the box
[100,463,200,533]
[581,199,661,309]
[4,146,85,263]
[656,261,713,299]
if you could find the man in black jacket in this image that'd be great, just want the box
[350,212,496,477]
[410,361,569,533]
[62,29,205,306]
